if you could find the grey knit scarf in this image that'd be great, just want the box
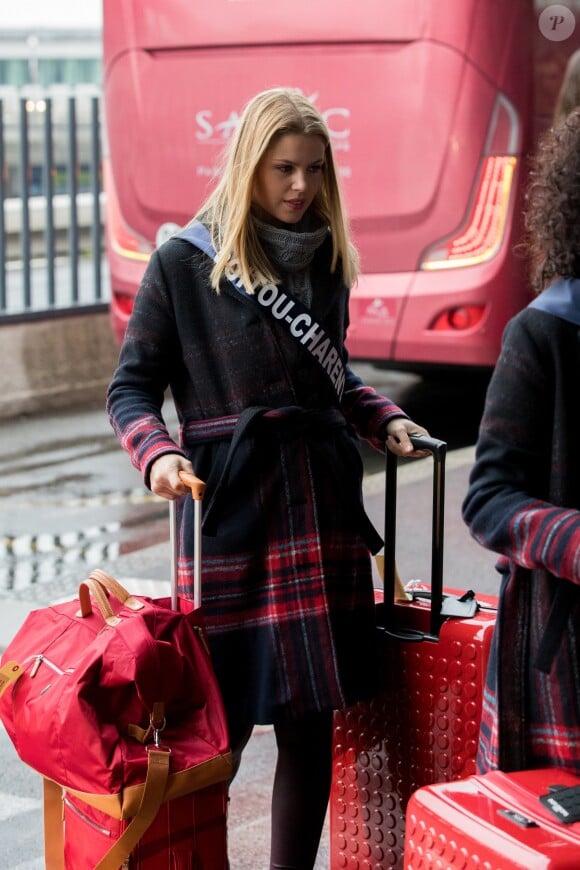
[253,215,328,309]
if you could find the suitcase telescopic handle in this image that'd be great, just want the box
[383,433,446,641]
[169,471,206,611]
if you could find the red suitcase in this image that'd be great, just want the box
[61,783,228,869]
[405,768,580,869]
[50,473,230,869]
[330,436,498,869]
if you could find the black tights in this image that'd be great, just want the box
[229,710,333,870]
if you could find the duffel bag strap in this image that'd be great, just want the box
[95,747,170,870]
[43,779,64,870]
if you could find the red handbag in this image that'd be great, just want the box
[0,488,232,870]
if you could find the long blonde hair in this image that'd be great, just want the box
[194,87,359,292]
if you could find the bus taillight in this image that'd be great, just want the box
[420,155,517,271]
[419,94,519,272]
[112,290,136,318]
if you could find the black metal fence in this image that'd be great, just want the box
[0,87,108,322]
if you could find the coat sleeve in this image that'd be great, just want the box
[340,362,408,452]
[106,250,187,487]
[462,315,580,585]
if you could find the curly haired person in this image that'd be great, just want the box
[463,110,580,774]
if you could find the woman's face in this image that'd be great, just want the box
[252,133,326,225]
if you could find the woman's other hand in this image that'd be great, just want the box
[385,419,430,457]
[150,453,195,499]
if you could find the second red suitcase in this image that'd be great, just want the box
[405,768,580,869]
[61,782,228,869]
[330,436,498,869]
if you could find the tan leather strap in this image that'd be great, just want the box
[76,577,122,625]
[43,778,65,870]
[89,570,146,612]
[76,571,145,622]
[94,748,170,870]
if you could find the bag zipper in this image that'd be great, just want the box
[63,795,112,837]
[23,655,70,678]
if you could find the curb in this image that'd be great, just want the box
[0,311,118,419]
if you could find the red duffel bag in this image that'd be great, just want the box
[0,569,232,869]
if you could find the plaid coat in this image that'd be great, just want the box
[462,300,580,773]
[107,233,407,723]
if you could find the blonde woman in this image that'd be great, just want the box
[107,87,428,869]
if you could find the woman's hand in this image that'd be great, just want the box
[385,418,431,457]
[150,453,195,499]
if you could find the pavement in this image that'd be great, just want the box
[0,445,497,869]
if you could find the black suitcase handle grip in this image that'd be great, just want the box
[382,433,447,640]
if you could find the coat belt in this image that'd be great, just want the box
[182,406,383,552]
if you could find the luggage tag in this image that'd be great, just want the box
[540,783,580,823]
[406,587,480,619]
[0,661,22,697]
[440,589,479,618]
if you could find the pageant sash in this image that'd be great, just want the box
[176,222,346,400]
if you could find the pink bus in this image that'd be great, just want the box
[103,0,580,373]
